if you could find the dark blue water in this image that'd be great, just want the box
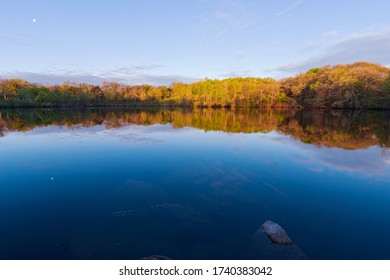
[0,108,389,259]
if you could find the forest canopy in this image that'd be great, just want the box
[281,62,390,109]
[1,62,389,109]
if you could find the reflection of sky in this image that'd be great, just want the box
[7,124,196,150]
[1,123,389,185]
[1,122,390,260]
[267,132,390,182]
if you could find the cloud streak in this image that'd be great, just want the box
[0,61,199,86]
[0,35,31,47]
[276,0,303,16]
[197,0,262,42]
[110,63,163,74]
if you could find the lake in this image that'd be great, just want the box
[0,108,389,260]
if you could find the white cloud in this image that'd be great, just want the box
[1,72,105,85]
[1,70,197,86]
[222,70,251,78]
[0,61,199,86]
[271,27,390,74]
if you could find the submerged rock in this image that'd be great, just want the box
[142,255,171,260]
[247,220,307,259]
[261,220,293,245]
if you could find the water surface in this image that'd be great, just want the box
[0,108,389,259]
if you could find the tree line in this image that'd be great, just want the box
[1,62,389,109]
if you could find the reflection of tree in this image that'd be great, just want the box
[278,110,390,150]
[0,113,7,137]
[0,108,389,150]
[381,147,390,159]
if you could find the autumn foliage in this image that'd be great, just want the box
[0,62,389,109]
[281,62,390,108]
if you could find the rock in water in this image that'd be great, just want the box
[248,221,307,259]
[261,220,293,245]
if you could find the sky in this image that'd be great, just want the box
[1,0,390,85]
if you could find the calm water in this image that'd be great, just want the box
[0,108,389,260]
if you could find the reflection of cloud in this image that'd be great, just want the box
[264,183,286,196]
[308,166,324,173]
[273,28,390,74]
[23,123,199,145]
[98,130,162,144]
[318,151,380,173]
[138,124,193,134]
[24,124,163,144]
[267,132,390,181]
[296,144,389,181]
[18,161,49,170]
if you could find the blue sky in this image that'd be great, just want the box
[1,0,390,85]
